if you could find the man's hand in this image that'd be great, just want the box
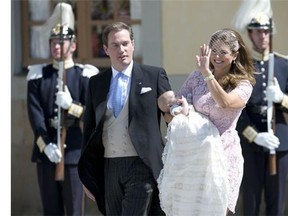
[56,85,72,109]
[266,77,284,103]
[44,143,62,163]
[254,132,280,150]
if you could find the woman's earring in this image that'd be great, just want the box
[233,60,236,64]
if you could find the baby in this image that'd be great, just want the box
[157,91,229,216]
[158,90,190,117]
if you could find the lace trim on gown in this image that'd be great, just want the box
[157,111,229,216]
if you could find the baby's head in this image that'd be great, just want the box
[158,91,176,113]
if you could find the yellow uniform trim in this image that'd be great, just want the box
[242,126,258,143]
[68,103,83,118]
[281,95,288,109]
[36,136,46,153]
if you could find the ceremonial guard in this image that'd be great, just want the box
[26,3,99,215]
[236,12,288,215]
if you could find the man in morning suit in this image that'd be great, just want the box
[78,21,171,215]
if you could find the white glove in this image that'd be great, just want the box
[266,77,284,103]
[44,143,62,163]
[56,85,72,109]
[254,132,280,150]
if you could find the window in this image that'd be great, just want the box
[21,0,142,69]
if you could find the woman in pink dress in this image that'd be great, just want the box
[177,28,256,214]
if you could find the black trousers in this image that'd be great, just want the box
[104,156,164,216]
[241,150,288,216]
[37,163,83,216]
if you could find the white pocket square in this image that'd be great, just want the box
[140,87,152,94]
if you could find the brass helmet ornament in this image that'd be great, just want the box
[247,12,271,31]
[49,23,75,41]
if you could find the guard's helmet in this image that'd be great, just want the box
[247,12,271,31]
[49,23,75,41]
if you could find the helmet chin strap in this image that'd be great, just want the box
[58,38,75,61]
[64,39,74,57]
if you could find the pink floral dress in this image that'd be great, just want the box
[177,70,253,213]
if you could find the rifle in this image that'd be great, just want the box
[55,4,66,181]
[267,18,277,175]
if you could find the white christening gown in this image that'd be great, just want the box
[157,110,229,216]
